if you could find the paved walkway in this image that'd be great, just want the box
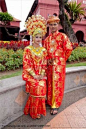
[43,97,86,129]
[3,97,86,129]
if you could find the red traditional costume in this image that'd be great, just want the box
[44,15,73,109]
[22,15,47,119]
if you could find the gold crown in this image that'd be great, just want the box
[25,15,47,36]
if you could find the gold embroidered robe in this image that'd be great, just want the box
[44,31,73,108]
[22,45,47,119]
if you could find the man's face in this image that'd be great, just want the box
[49,22,58,33]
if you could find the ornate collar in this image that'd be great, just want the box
[27,45,46,56]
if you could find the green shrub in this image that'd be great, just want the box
[0,63,5,71]
[0,48,23,71]
[5,58,15,70]
[0,48,8,63]
[68,47,86,62]
[0,47,86,71]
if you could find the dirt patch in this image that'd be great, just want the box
[66,59,86,64]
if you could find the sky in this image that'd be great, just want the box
[5,0,35,31]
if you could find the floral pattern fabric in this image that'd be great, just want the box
[44,31,73,108]
[22,45,47,118]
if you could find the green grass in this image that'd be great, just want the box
[0,62,86,80]
[0,70,22,80]
[66,62,86,67]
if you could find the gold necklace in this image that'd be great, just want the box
[33,47,40,52]
[27,45,46,56]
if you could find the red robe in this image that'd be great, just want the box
[44,31,73,108]
[22,45,47,119]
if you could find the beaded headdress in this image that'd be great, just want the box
[25,15,47,37]
[47,15,60,24]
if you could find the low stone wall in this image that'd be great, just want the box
[0,76,26,129]
[0,66,86,129]
[65,66,86,93]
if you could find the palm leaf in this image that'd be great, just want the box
[67,1,85,21]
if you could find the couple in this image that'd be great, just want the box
[22,14,73,119]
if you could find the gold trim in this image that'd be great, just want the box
[51,66,56,108]
[30,94,46,98]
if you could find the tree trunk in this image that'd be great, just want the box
[57,0,78,43]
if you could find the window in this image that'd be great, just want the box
[68,0,77,2]
[83,0,86,4]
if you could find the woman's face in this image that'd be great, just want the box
[33,34,42,46]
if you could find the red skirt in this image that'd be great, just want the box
[24,79,46,119]
[24,96,46,119]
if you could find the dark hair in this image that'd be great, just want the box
[53,13,57,16]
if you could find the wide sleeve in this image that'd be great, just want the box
[43,38,48,50]
[41,50,48,76]
[22,48,36,81]
[63,34,73,61]
[44,37,52,60]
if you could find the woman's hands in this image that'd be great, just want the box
[33,75,47,80]
[33,75,44,80]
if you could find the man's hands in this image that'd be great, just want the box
[48,59,54,65]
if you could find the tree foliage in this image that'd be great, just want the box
[57,0,86,43]
[0,12,13,25]
[65,1,85,24]
[0,12,26,40]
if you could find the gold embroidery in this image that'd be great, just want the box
[55,51,62,56]
[32,54,42,63]
[39,81,45,86]
[53,61,57,65]
[58,82,63,88]
[54,74,60,80]
[50,47,55,53]
[30,70,36,76]
[64,34,67,39]
[56,35,62,41]
[27,45,46,56]
[57,65,63,73]
[53,59,59,65]
[25,55,29,59]
[27,68,32,72]
[27,68,36,76]
[41,69,45,75]
[58,97,62,102]
[60,57,65,65]
[55,90,60,95]
[51,39,56,45]
[66,42,71,48]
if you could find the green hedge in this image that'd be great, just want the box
[0,48,23,71]
[68,47,86,62]
[0,47,86,71]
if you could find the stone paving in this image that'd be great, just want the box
[43,97,86,129]
[2,97,86,129]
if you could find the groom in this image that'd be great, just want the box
[44,14,73,115]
